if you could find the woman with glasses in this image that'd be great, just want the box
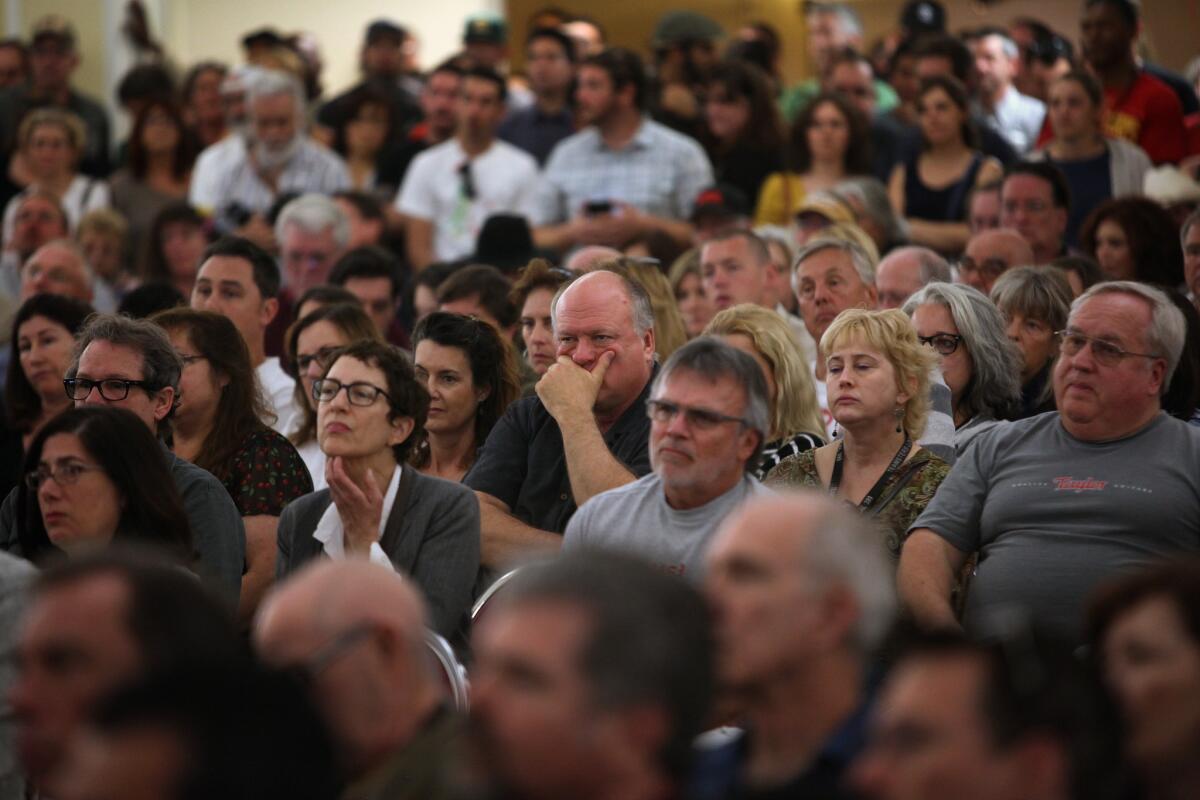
[889,76,1003,256]
[152,308,312,624]
[990,267,1074,418]
[704,304,826,479]
[766,309,949,557]
[905,282,1023,453]
[284,303,382,489]
[15,405,191,565]
[276,340,480,637]
[411,312,521,483]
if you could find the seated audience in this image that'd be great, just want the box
[180,60,228,149]
[1000,161,1071,264]
[192,237,299,435]
[328,246,406,346]
[284,302,381,490]
[700,229,773,314]
[890,76,1004,255]
[1079,196,1184,286]
[702,60,785,207]
[138,203,209,300]
[5,294,92,449]
[76,209,134,301]
[108,99,196,255]
[18,240,103,310]
[834,176,909,256]
[755,92,870,227]
[705,304,826,478]
[326,83,406,199]
[990,266,1074,418]
[0,192,68,298]
[411,311,521,482]
[255,560,454,797]
[604,256,689,362]
[668,249,715,340]
[851,628,1128,800]
[1087,561,1200,800]
[1031,70,1152,247]
[508,258,572,381]
[1052,253,1104,296]
[564,337,771,579]
[971,27,1046,154]
[696,492,896,797]
[900,282,1200,644]
[276,340,479,636]
[967,180,1002,232]
[436,263,518,342]
[958,228,1034,295]
[331,190,389,250]
[497,27,577,166]
[767,309,949,555]
[874,246,952,310]
[906,282,1022,450]
[15,406,191,565]
[152,309,312,623]
[2,109,110,241]
[10,552,242,798]
[465,270,656,567]
[470,551,713,800]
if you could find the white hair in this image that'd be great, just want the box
[247,69,305,122]
[791,236,876,297]
[1072,281,1187,396]
[274,194,351,249]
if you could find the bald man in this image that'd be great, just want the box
[254,561,456,797]
[875,246,951,309]
[466,269,657,569]
[958,229,1034,295]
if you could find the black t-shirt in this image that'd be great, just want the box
[465,373,655,534]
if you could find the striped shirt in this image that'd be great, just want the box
[533,118,714,225]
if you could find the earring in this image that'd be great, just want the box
[893,406,904,433]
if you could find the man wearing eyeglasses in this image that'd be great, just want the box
[0,314,246,606]
[956,228,1033,294]
[563,338,770,580]
[900,281,1200,645]
[255,560,459,797]
[999,162,1070,264]
[396,66,540,270]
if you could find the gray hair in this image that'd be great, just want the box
[903,282,1022,421]
[833,177,908,248]
[551,269,656,338]
[247,69,305,117]
[799,496,896,653]
[29,237,95,284]
[67,314,183,432]
[808,2,863,39]
[1072,281,1187,395]
[274,194,350,250]
[1180,206,1200,245]
[982,30,1019,60]
[879,245,952,285]
[651,337,771,470]
[791,236,876,297]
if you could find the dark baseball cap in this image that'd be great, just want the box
[463,14,507,45]
[691,184,751,222]
[365,20,407,45]
[31,15,76,49]
[900,0,946,33]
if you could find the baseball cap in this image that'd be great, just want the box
[691,184,751,222]
[652,11,724,48]
[365,20,407,45]
[900,0,946,34]
[31,15,76,49]
[463,13,507,45]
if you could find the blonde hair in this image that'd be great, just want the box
[599,257,688,361]
[704,304,825,442]
[666,248,700,294]
[818,221,879,264]
[78,208,129,242]
[821,308,937,437]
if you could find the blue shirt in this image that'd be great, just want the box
[1051,149,1112,247]
[497,105,575,166]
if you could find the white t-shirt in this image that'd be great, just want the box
[256,357,299,436]
[395,138,541,261]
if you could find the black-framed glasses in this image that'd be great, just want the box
[458,161,476,200]
[64,377,156,402]
[296,346,341,373]
[285,624,375,688]
[918,333,964,356]
[312,378,388,406]
[647,399,748,430]
[956,256,1009,280]
[26,461,104,491]
[1056,329,1161,367]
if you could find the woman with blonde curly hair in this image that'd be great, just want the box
[767,308,950,556]
[704,304,825,479]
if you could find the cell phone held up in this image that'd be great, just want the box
[583,199,614,216]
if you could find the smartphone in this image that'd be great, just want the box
[583,199,613,216]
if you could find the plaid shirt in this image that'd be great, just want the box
[533,117,713,225]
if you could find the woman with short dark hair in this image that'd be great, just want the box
[276,340,481,637]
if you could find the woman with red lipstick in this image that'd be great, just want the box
[411,312,521,483]
[276,340,480,637]
[766,309,949,557]
[16,405,191,566]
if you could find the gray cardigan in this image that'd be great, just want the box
[276,469,480,636]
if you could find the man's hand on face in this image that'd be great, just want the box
[536,350,614,424]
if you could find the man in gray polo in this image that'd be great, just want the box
[563,338,771,580]
[900,281,1200,643]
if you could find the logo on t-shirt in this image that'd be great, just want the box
[1053,476,1108,492]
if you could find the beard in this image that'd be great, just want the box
[253,136,300,171]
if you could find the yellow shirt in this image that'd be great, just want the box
[754,173,807,227]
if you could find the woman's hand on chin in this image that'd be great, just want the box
[326,456,385,556]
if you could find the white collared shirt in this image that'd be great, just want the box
[312,465,402,570]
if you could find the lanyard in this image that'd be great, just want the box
[829,436,912,511]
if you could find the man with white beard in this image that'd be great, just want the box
[190,69,349,238]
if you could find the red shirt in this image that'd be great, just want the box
[1104,71,1187,164]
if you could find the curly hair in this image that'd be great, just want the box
[787,91,871,175]
[1078,197,1184,287]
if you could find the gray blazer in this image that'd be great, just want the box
[276,469,480,636]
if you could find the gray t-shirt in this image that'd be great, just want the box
[912,412,1200,642]
[564,472,770,582]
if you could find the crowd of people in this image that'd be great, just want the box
[0,1,1198,799]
